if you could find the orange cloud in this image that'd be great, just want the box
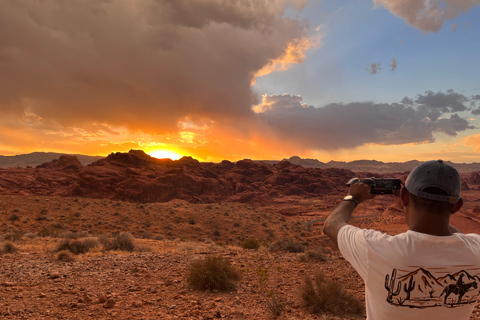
[462,134,480,152]
[254,36,314,78]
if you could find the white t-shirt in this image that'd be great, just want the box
[338,225,480,320]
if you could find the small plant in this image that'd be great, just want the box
[241,238,260,250]
[186,256,241,291]
[300,272,364,316]
[56,250,75,262]
[269,238,305,253]
[8,214,20,221]
[56,238,98,255]
[174,216,183,224]
[306,249,327,262]
[102,232,135,252]
[4,230,23,242]
[253,253,286,318]
[2,241,18,254]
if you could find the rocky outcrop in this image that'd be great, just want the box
[0,150,362,204]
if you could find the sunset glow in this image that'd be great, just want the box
[1,1,480,163]
[147,149,183,161]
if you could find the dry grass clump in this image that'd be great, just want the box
[1,241,18,254]
[241,238,260,250]
[300,272,364,317]
[101,232,135,252]
[269,238,305,253]
[306,249,327,262]
[55,238,99,255]
[186,256,242,291]
[4,230,23,242]
[56,250,76,262]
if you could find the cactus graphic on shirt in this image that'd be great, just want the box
[384,267,480,308]
[384,268,402,303]
[403,277,415,300]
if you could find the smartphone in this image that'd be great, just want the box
[370,178,402,194]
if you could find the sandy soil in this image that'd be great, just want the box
[1,194,480,319]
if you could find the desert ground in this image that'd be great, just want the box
[2,152,480,319]
[2,190,480,320]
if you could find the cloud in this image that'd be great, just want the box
[450,22,460,32]
[389,57,398,71]
[253,90,476,150]
[0,0,311,134]
[373,0,480,33]
[366,63,382,74]
[462,134,480,152]
[415,89,470,113]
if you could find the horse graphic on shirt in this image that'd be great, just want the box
[385,268,480,308]
[440,274,478,305]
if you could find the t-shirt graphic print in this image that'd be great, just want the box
[385,267,480,308]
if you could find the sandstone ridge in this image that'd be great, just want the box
[0,150,368,205]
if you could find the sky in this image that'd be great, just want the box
[1,0,480,163]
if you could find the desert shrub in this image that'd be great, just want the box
[269,238,305,253]
[8,214,20,221]
[24,232,38,239]
[186,256,241,291]
[4,230,23,242]
[241,238,260,250]
[102,232,135,252]
[306,249,327,262]
[56,250,75,262]
[174,216,183,224]
[153,234,164,240]
[59,231,80,240]
[301,272,363,316]
[56,238,98,255]
[2,241,18,254]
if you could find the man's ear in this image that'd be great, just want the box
[400,187,410,207]
[451,197,464,215]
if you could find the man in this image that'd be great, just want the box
[323,160,480,319]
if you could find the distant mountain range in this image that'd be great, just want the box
[1,152,480,173]
[258,156,480,173]
[0,152,102,168]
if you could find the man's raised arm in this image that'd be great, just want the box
[323,182,374,246]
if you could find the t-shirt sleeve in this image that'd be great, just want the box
[337,224,369,281]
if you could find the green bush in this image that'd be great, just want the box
[241,238,260,250]
[186,256,241,291]
[56,238,98,255]
[301,272,364,316]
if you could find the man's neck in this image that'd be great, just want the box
[408,212,453,236]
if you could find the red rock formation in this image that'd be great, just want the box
[0,150,358,204]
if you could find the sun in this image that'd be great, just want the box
[148,149,183,160]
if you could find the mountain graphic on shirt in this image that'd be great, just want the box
[386,267,480,308]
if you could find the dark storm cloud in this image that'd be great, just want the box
[255,90,476,150]
[0,0,308,133]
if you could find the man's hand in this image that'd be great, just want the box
[323,182,375,246]
[348,181,375,205]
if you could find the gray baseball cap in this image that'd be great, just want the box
[405,160,461,203]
